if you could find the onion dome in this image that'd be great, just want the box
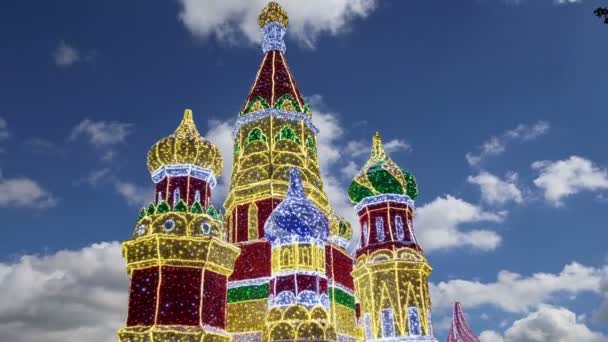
[147,109,223,176]
[258,1,289,28]
[348,132,418,204]
[264,168,329,243]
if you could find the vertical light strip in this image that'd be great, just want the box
[271,51,276,106]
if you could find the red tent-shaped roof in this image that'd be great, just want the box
[447,302,480,342]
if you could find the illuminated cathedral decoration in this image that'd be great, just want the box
[446,303,480,342]
[117,2,478,342]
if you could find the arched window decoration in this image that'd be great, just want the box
[376,216,385,242]
[408,306,422,336]
[248,203,259,240]
[306,136,317,154]
[194,190,201,203]
[282,249,292,267]
[301,247,310,265]
[363,313,372,340]
[362,223,369,247]
[157,191,163,203]
[173,188,180,206]
[381,308,396,338]
[407,216,417,244]
[243,128,267,148]
[395,215,405,240]
[274,126,301,144]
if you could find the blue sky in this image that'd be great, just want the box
[0,0,607,341]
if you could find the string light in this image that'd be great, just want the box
[351,133,438,341]
[117,2,448,341]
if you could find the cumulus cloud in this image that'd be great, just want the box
[467,171,523,205]
[52,41,96,67]
[178,0,378,48]
[466,121,549,166]
[0,116,9,141]
[69,119,133,147]
[52,41,80,67]
[0,242,128,342]
[532,156,608,206]
[480,305,607,342]
[204,118,235,206]
[431,262,605,313]
[415,195,504,252]
[0,171,57,208]
[114,181,152,207]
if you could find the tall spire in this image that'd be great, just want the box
[259,2,288,53]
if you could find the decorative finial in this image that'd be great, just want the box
[371,132,387,162]
[287,167,305,197]
[259,2,289,28]
[259,2,288,53]
[175,109,200,138]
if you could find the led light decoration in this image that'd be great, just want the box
[352,133,439,342]
[447,303,480,342]
[116,110,240,342]
[115,1,467,341]
[224,3,356,340]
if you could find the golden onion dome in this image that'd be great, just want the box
[147,109,223,176]
[348,132,418,204]
[258,1,289,28]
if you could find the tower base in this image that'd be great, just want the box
[117,325,232,342]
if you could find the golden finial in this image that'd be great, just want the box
[174,109,200,138]
[258,2,289,28]
[371,132,387,161]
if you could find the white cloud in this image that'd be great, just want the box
[0,116,9,141]
[480,305,607,342]
[554,0,582,4]
[594,269,608,322]
[0,242,128,342]
[76,168,111,187]
[415,195,504,252]
[467,171,523,205]
[52,41,80,67]
[431,262,605,313]
[178,0,378,48]
[383,138,412,154]
[0,171,57,208]
[466,121,549,166]
[69,119,133,147]
[114,181,152,207]
[532,156,608,206]
[204,118,235,206]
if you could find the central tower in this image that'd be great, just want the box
[224,2,355,341]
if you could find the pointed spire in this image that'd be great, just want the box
[259,2,288,53]
[287,167,306,197]
[447,302,480,342]
[174,109,201,138]
[371,132,387,162]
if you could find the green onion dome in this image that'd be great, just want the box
[348,132,418,204]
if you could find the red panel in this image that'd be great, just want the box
[155,178,167,204]
[275,274,296,293]
[256,198,277,238]
[126,267,159,326]
[326,246,354,290]
[331,247,354,290]
[320,278,328,293]
[236,204,249,242]
[157,266,201,326]
[230,241,272,280]
[296,274,318,293]
[202,270,228,328]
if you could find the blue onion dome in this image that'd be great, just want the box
[264,168,329,243]
[348,132,418,204]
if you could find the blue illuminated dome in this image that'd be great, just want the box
[264,168,329,244]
